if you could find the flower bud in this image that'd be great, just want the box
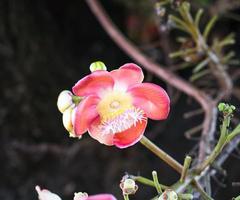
[158,189,178,200]
[73,192,88,200]
[35,185,62,200]
[57,90,74,113]
[62,106,74,133]
[90,61,107,72]
[120,178,138,195]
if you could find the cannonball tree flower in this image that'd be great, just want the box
[69,62,170,148]
[35,186,116,200]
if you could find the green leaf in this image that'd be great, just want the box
[203,15,218,41]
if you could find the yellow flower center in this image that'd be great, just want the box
[97,90,133,123]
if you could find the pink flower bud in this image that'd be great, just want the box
[35,186,62,200]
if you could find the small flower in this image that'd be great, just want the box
[35,186,116,200]
[60,63,170,148]
[35,186,62,200]
[158,189,178,200]
[120,177,138,195]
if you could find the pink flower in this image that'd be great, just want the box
[74,192,116,200]
[35,186,62,200]
[71,63,170,148]
[35,186,117,200]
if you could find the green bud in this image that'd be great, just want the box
[90,61,107,72]
[230,105,236,111]
[182,2,190,11]
[218,103,226,112]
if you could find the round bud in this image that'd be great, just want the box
[218,103,226,112]
[57,90,73,113]
[90,61,107,72]
[120,178,138,195]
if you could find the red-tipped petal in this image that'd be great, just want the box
[88,117,114,146]
[128,83,170,120]
[72,70,114,97]
[73,95,100,136]
[87,194,117,200]
[113,118,147,148]
[110,63,144,90]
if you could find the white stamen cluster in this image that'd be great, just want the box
[99,108,146,135]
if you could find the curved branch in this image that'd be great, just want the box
[85,0,215,162]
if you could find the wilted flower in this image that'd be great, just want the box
[120,177,138,195]
[35,186,116,200]
[158,189,178,200]
[58,62,170,148]
[35,186,62,200]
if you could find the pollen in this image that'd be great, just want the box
[96,90,146,135]
[97,90,133,122]
[99,107,146,135]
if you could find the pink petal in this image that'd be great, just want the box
[87,194,117,200]
[72,71,114,97]
[73,95,100,136]
[110,63,144,90]
[128,83,170,120]
[88,117,114,146]
[113,118,147,148]
[35,186,62,200]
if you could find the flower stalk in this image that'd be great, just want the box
[152,171,163,194]
[140,136,183,174]
[123,194,129,200]
[196,103,239,173]
[180,156,192,183]
[131,175,168,189]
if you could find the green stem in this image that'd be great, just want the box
[123,194,129,200]
[140,136,183,174]
[178,193,193,200]
[227,124,240,142]
[72,95,82,105]
[152,171,163,194]
[196,117,229,172]
[131,175,168,189]
[192,180,214,200]
[180,156,192,182]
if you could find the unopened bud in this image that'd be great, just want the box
[158,189,178,200]
[35,185,62,200]
[90,61,107,72]
[120,178,138,195]
[62,106,74,133]
[57,90,73,113]
[74,192,88,200]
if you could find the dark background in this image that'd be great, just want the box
[0,0,240,199]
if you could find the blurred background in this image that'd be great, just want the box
[0,0,240,199]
